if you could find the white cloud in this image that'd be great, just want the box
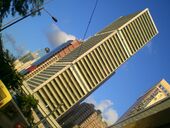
[85,96,118,126]
[103,108,118,125]
[46,24,76,47]
[96,99,113,111]
[5,33,29,56]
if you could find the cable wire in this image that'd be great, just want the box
[82,0,99,40]
[75,0,99,60]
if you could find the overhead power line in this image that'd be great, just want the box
[75,0,99,60]
[82,0,99,40]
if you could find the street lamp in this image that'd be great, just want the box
[0,7,58,32]
[43,8,58,23]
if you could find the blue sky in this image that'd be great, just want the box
[2,0,170,125]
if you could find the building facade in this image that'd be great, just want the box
[14,49,47,73]
[22,8,158,127]
[58,102,107,128]
[111,79,170,128]
[78,111,107,128]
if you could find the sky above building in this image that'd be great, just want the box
[2,0,170,125]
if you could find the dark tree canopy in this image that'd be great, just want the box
[16,94,38,125]
[0,48,22,89]
[0,0,45,88]
[0,1,45,125]
[0,0,44,19]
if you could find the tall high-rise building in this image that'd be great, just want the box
[110,79,170,128]
[58,102,107,128]
[22,8,158,127]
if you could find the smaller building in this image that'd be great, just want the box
[58,102,107,128]
[79,110,107,128]
[14,40,81,77]
[19,52,35,63]
[14,49,46,73]
[111,79,170,128]
[23,39,81,78]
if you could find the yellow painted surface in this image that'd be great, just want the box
[160,79,170,93]
[0,80,12,108]
[146,92,167,108]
